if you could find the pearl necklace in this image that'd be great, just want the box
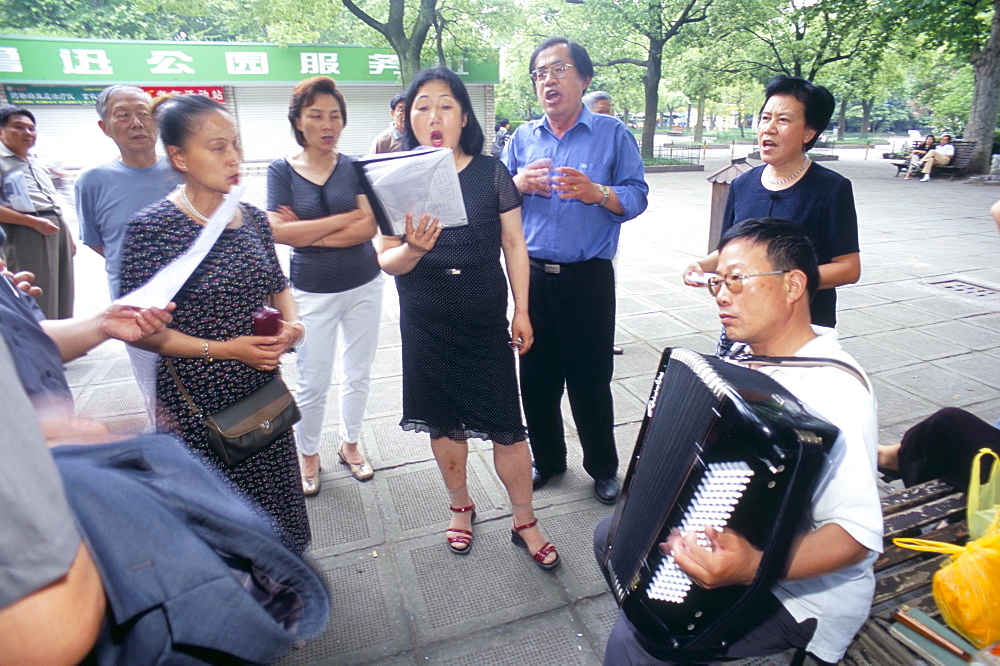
[765,156,811,186]
[178,185,232,225]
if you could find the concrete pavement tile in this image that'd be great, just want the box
[865,329,962,361]
[371,344,403,378]
[869,379,938,425]
[835,308,901,337]
[377,461,505,542]
[614,379,650,426]
[922,319,998,351]
[76,381,146,419]
[414,608,601,665]
[836,287,890,310]
[878,364,995,408]
[100,413,150,434]
[856,267,928,285]
[847,282,936,303]
[616,294,660,316]
[641,288,713,311]
[936,353,1000,389]
[839,337,920,373]
[864,301,953,327]
[540,502,615,600]
[617,311,698,342]
[575,594,619,663]
[393,522,567,645]
[365,376,405,418]
[279,550,412,665]
[612,343,663,381]
[365,418,433,467]
[90,355,140,383]
[304,475,384,558]
[616,274,673,294]
[905,295,998,319]
[670,304,727,333]
[64,357,106,388]
[530,464,598,508]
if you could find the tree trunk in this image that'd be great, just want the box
[693,98,706,143]
[640,38,665,159]
[965,0,1000,174]
[837,99,847,141]
[860,98,874,140]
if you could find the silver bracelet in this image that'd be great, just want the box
[287,320,307,348]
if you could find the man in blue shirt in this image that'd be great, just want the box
[503,37,648,504]
[75,85,182,298]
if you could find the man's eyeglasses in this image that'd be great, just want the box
[530,63,575,83]
[706,270,790,296]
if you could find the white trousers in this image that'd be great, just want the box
[293,275,383,456]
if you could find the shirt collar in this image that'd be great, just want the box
[536,104,595,136]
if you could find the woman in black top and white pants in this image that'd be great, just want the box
[267,76,382,494]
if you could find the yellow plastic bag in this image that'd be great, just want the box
[969,448,1000,541]
[895,511,1000,649]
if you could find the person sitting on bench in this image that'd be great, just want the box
[907,134,953,182]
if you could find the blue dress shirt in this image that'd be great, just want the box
[503,106,648,263]
[0,275,71,401]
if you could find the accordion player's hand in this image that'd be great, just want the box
[663,526,763,590]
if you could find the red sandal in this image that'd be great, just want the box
[511,519,560,570]
[447,504,476,555]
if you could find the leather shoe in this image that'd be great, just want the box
[532,466,563,490]
[594,477,620,505]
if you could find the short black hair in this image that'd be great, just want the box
[151,93,229,151]
[390,92,407,110]
[402,66,484,155]
[0,105,35,127]
[529,37,594,82]
[495,118,510,132]
[761,76,835,152]
[718,217,820,297]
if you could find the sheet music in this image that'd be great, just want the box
[116,184,246,310]
[358,148,467,235]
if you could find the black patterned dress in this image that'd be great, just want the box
[395,154,526,445]
[120,200,310,555]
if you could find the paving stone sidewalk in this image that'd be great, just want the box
[65,149,1000,664]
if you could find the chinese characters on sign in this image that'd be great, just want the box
[140,86,227,102]
[0,37,498,84]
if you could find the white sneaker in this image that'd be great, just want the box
[920,174,930,182]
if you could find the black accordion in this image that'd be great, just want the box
[601,347,839,652]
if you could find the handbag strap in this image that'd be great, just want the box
[165,358,204,419]
[969,447,1000,517]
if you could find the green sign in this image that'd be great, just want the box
[4,84,106,105]
[0,35,498,85]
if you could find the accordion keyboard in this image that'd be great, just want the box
[646,461,755,603]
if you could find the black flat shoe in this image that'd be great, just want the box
[594,477,620,505]
[532,466,564,490]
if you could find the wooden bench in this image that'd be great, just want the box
[891,140,977,180]
[842,479,969,664]
[935,140,977,180]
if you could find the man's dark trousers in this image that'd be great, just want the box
[519,256,617,480]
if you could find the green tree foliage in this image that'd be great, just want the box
[891,0,999,173]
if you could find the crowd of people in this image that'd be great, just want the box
[0,33,994,665]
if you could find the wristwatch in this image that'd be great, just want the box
[598,185,612,207]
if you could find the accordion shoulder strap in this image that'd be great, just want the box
[164,358,204,418]
[731,354,870,393]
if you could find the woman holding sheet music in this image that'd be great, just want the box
[267,76,382,493]
[377,67,559,570]
[119,94,310,555]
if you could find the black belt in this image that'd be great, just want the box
[528,257,604,274]
[36,208,61,217]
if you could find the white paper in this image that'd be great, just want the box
[116,184,245,310]
[361,148,467,235]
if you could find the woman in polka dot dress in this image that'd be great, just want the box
[377,67,558,570]
[119,94,310,556]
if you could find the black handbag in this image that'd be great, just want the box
[166,359,301,468]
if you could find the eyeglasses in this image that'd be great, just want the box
[530,63,575,83]
[706,270,790,296]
